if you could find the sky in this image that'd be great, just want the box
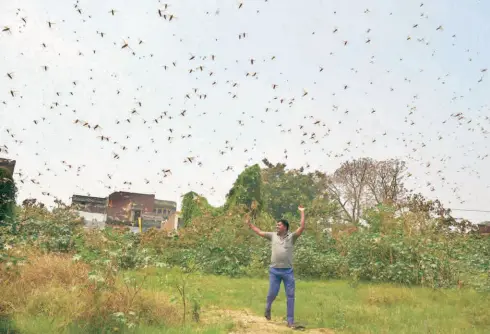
[1,0,489,222]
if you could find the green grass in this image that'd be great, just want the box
[8,315,235,334]
[5,266,489,333]
[129,267,490,334]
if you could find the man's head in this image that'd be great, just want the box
[276,219,289,234]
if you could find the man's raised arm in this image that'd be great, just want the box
[294,205,306,238]
[245,214,269,239]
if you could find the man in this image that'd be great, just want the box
[245,205,305,330]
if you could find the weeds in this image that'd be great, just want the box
[164,262,202,325]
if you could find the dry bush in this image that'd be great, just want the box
[20,253,89,287]
[0,252,90,316]
[0,252,181,329]
[140,228,174,253]
[101,289,181,326]
[364,286,416,306]
[80,228,109,250]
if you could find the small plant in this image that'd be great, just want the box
[165,261,202,325]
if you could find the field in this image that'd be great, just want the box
[1,252,488,334]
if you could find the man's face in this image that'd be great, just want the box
[276,221,287,234]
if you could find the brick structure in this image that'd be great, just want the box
[107,191,155,224]
[478,221,490,236]
[71,190,178,229]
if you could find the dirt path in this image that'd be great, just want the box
[203,308,334,334]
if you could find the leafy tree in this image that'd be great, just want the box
[181,192,205,227]
[303,193,342,233]
[261,160,323,220]
[399,192,478,234]
[0,167,17,224]
[224,164,263,212]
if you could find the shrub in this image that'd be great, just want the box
[0,167,16,224]
[0,252,181,332]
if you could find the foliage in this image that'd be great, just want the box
[135,208,490,291]
[0,252,182,333]
[2,158,489,309]
[181,192,204,227]
[225,164,263,212]
[0,167,17,224]
[181,192,223,227]
[163,263,203,325]
[260,160,326,220]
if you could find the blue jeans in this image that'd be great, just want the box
[265,267,295,324]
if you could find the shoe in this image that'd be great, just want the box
[287,323,305,330]
[264,310,271,321]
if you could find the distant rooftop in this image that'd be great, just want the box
[72,194,107,205]
[155,199,177,207]
[109,191,155,197]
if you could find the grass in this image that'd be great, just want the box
[0,251,232,334]
[130,267,490,334]
[1,252,488,333]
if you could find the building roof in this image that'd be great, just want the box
[72,194,107,205]
[109,191,155,197]
[155,199,177,207]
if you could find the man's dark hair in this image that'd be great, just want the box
[278,219,289,231]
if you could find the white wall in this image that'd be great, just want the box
[78,211,106,229]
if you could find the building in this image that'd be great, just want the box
[0,158,16,177]
[478,221,490,236]
[161,211,183,232]
[107,191,155,224]
[71,194,107,229]
[72,195,107,213]
[72,190,178,229]
[153,199,177,220]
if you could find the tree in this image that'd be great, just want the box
[324,158,409,224]
[225,164,263,212]
[181,192,205,227]
[399,192,477,234]
[366,159,407,205]
[261,160,323,220]
[325,158,373,224]
[0,167,17,223]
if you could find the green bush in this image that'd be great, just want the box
[0,168,16,224]
[140,214,489,291]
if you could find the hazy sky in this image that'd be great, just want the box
[1,0,489,222]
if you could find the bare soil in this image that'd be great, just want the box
[203,307,334,334]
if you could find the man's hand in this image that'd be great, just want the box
[244,213,251,226]
[294,205,306,238]
[245,213,268,238]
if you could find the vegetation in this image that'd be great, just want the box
[0,167,16,224]
[1,157,489,333]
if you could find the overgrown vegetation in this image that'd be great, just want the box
[0,167,16,224]
[1,158,489,332]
